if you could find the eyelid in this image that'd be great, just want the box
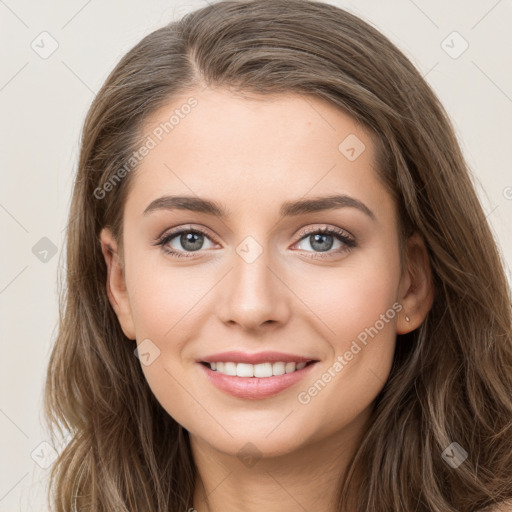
[154,224,217,244]
[294,224,355,242]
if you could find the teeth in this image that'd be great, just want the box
[236,363,254,377]
[272,362,285,375]
[254,362,272,377]
[224,362,237,376]
[285,362,296,373]
[207,361,312,377]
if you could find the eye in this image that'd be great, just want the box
[292,226,356,258]
[155,226,217,258]
[154,224,356,260]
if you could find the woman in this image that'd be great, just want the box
[44,0,512,510]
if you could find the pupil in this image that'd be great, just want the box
[310,233,333,252]
[181,232,203,251]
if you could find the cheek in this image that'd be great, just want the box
[126,258,209,340]
[292,247,401,348]
[126,269,196,424]
[291,246,400,419]
[124,257,216,415]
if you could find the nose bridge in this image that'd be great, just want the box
[217,232,290,329]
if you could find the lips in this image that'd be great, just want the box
[197,351,319,399]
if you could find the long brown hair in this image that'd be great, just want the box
[44,1,512,510]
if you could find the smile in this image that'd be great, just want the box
[197,351,319,399]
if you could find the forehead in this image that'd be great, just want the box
[125,88,389,220]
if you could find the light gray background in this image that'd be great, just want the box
[1,0,511,510]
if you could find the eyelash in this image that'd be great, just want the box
[154,225,356,259]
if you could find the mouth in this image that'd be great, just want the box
[199,360,317,377]
[197,353,319,399]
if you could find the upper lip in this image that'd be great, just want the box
[199,351,318,365]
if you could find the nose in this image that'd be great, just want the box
[216,244,292,331]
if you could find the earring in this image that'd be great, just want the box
[405,315,410,322]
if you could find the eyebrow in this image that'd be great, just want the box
[143,194,376,221]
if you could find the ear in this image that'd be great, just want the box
[396,232,435,335]
[99,227,136,340]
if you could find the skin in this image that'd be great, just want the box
[100,87,434,512]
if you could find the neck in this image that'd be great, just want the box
[190,409,370,512]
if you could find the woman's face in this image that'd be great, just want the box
[102,87,417,458]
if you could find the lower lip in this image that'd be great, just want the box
[198,362,318,399]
